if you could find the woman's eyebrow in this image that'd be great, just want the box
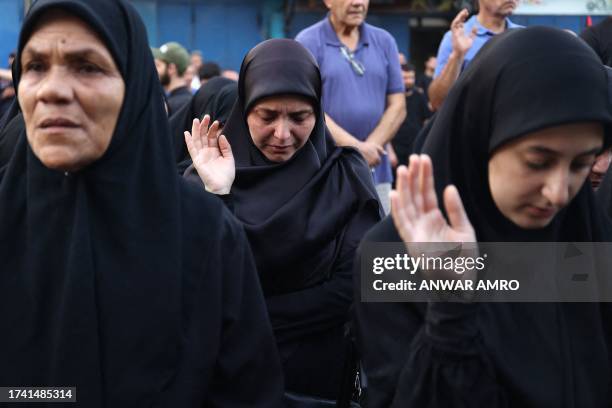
[22,45,109,63]
[527,146,601,157]
[290,109,314,115]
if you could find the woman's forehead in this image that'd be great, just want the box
[505,123,605,154]
[253,95,314,110]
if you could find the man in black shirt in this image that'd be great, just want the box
[392,63,432,167]
[152,42,192,115]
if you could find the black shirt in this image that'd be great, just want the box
[167,85,192,116]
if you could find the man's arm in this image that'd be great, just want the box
[366,92,406,146]
[325,113,360,147]
[428,9,476,111]
[325,113,385,166]
[428,51,465,111]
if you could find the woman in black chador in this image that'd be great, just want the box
[355,27,612,407]
[0,0,283,406]
[184,39,382,401]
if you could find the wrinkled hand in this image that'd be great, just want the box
[184,115,235,195]
[451,9,477,57]
[357,141,385,167]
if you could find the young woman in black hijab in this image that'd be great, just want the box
[354,27,612,407]
[184,39,382,401]
[169,76,235,168]
[0,0,283,406]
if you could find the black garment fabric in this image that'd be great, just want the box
[166,85,192,117]
[189,38,382,399]
[0,104,22,169]
[598,166,612,219]
[0,1,283,407]
[354,27,612,408]
[580,17,612,67]
[416,74,432,100]
[391,88,431,166]
[169,76,234,166]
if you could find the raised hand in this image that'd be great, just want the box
[184,115,235,195]
[451,9,477,57]
[390,154,476,250]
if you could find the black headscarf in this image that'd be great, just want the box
[0,0,282,406]
[0,104,22,169]
[169,76,234,167]
[221,38,381,295]
[356,27,612,408]
[423,26,612,242]
[598,165,612,219]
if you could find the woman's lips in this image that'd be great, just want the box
[526,205,555,218]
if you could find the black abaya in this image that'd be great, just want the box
[0,1,283,406]
[355,27,612,408]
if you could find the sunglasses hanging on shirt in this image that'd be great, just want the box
[340,46,366,76]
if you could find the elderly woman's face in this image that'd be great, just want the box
[246,95,315,162]
[18,11,124,172]
[488,122,603,229]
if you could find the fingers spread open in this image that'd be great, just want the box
[207,120,219,148]
[443,185,471,232]
[191,118,203,152]
[420,154,439,213]
[408,155,423,214]
[184,131,194,157]
[218,135,233,158]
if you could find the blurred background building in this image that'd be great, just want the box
[0,0,609,73]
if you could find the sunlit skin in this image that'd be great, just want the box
[590,148,612,190]
[488,122,603,229]
[246,95,316,163]
[18,10,124,172]
[479,0,518,18]
[324,0,370,31]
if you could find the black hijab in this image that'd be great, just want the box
[0,0,242,405]
[221,38,381,295]
[0,104,23,169]
[169,76,234,167]
[423,26,612,242]
[598,165,612,219]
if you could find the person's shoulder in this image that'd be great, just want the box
[178,178,234,236]
[363,22,396,44]
[295,18,327,43]
[362,215,400,243]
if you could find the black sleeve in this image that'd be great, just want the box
[207,210,284,407]
[265,204,381,343]
[354,217,505,408]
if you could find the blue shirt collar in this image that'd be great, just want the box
[466,15,520,36]
[323,14,370,48]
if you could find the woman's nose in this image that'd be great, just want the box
[274,119,291,141]
[36,66,73,104]
[542,169,570,208]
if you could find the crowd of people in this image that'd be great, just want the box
[1,0,612,407]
